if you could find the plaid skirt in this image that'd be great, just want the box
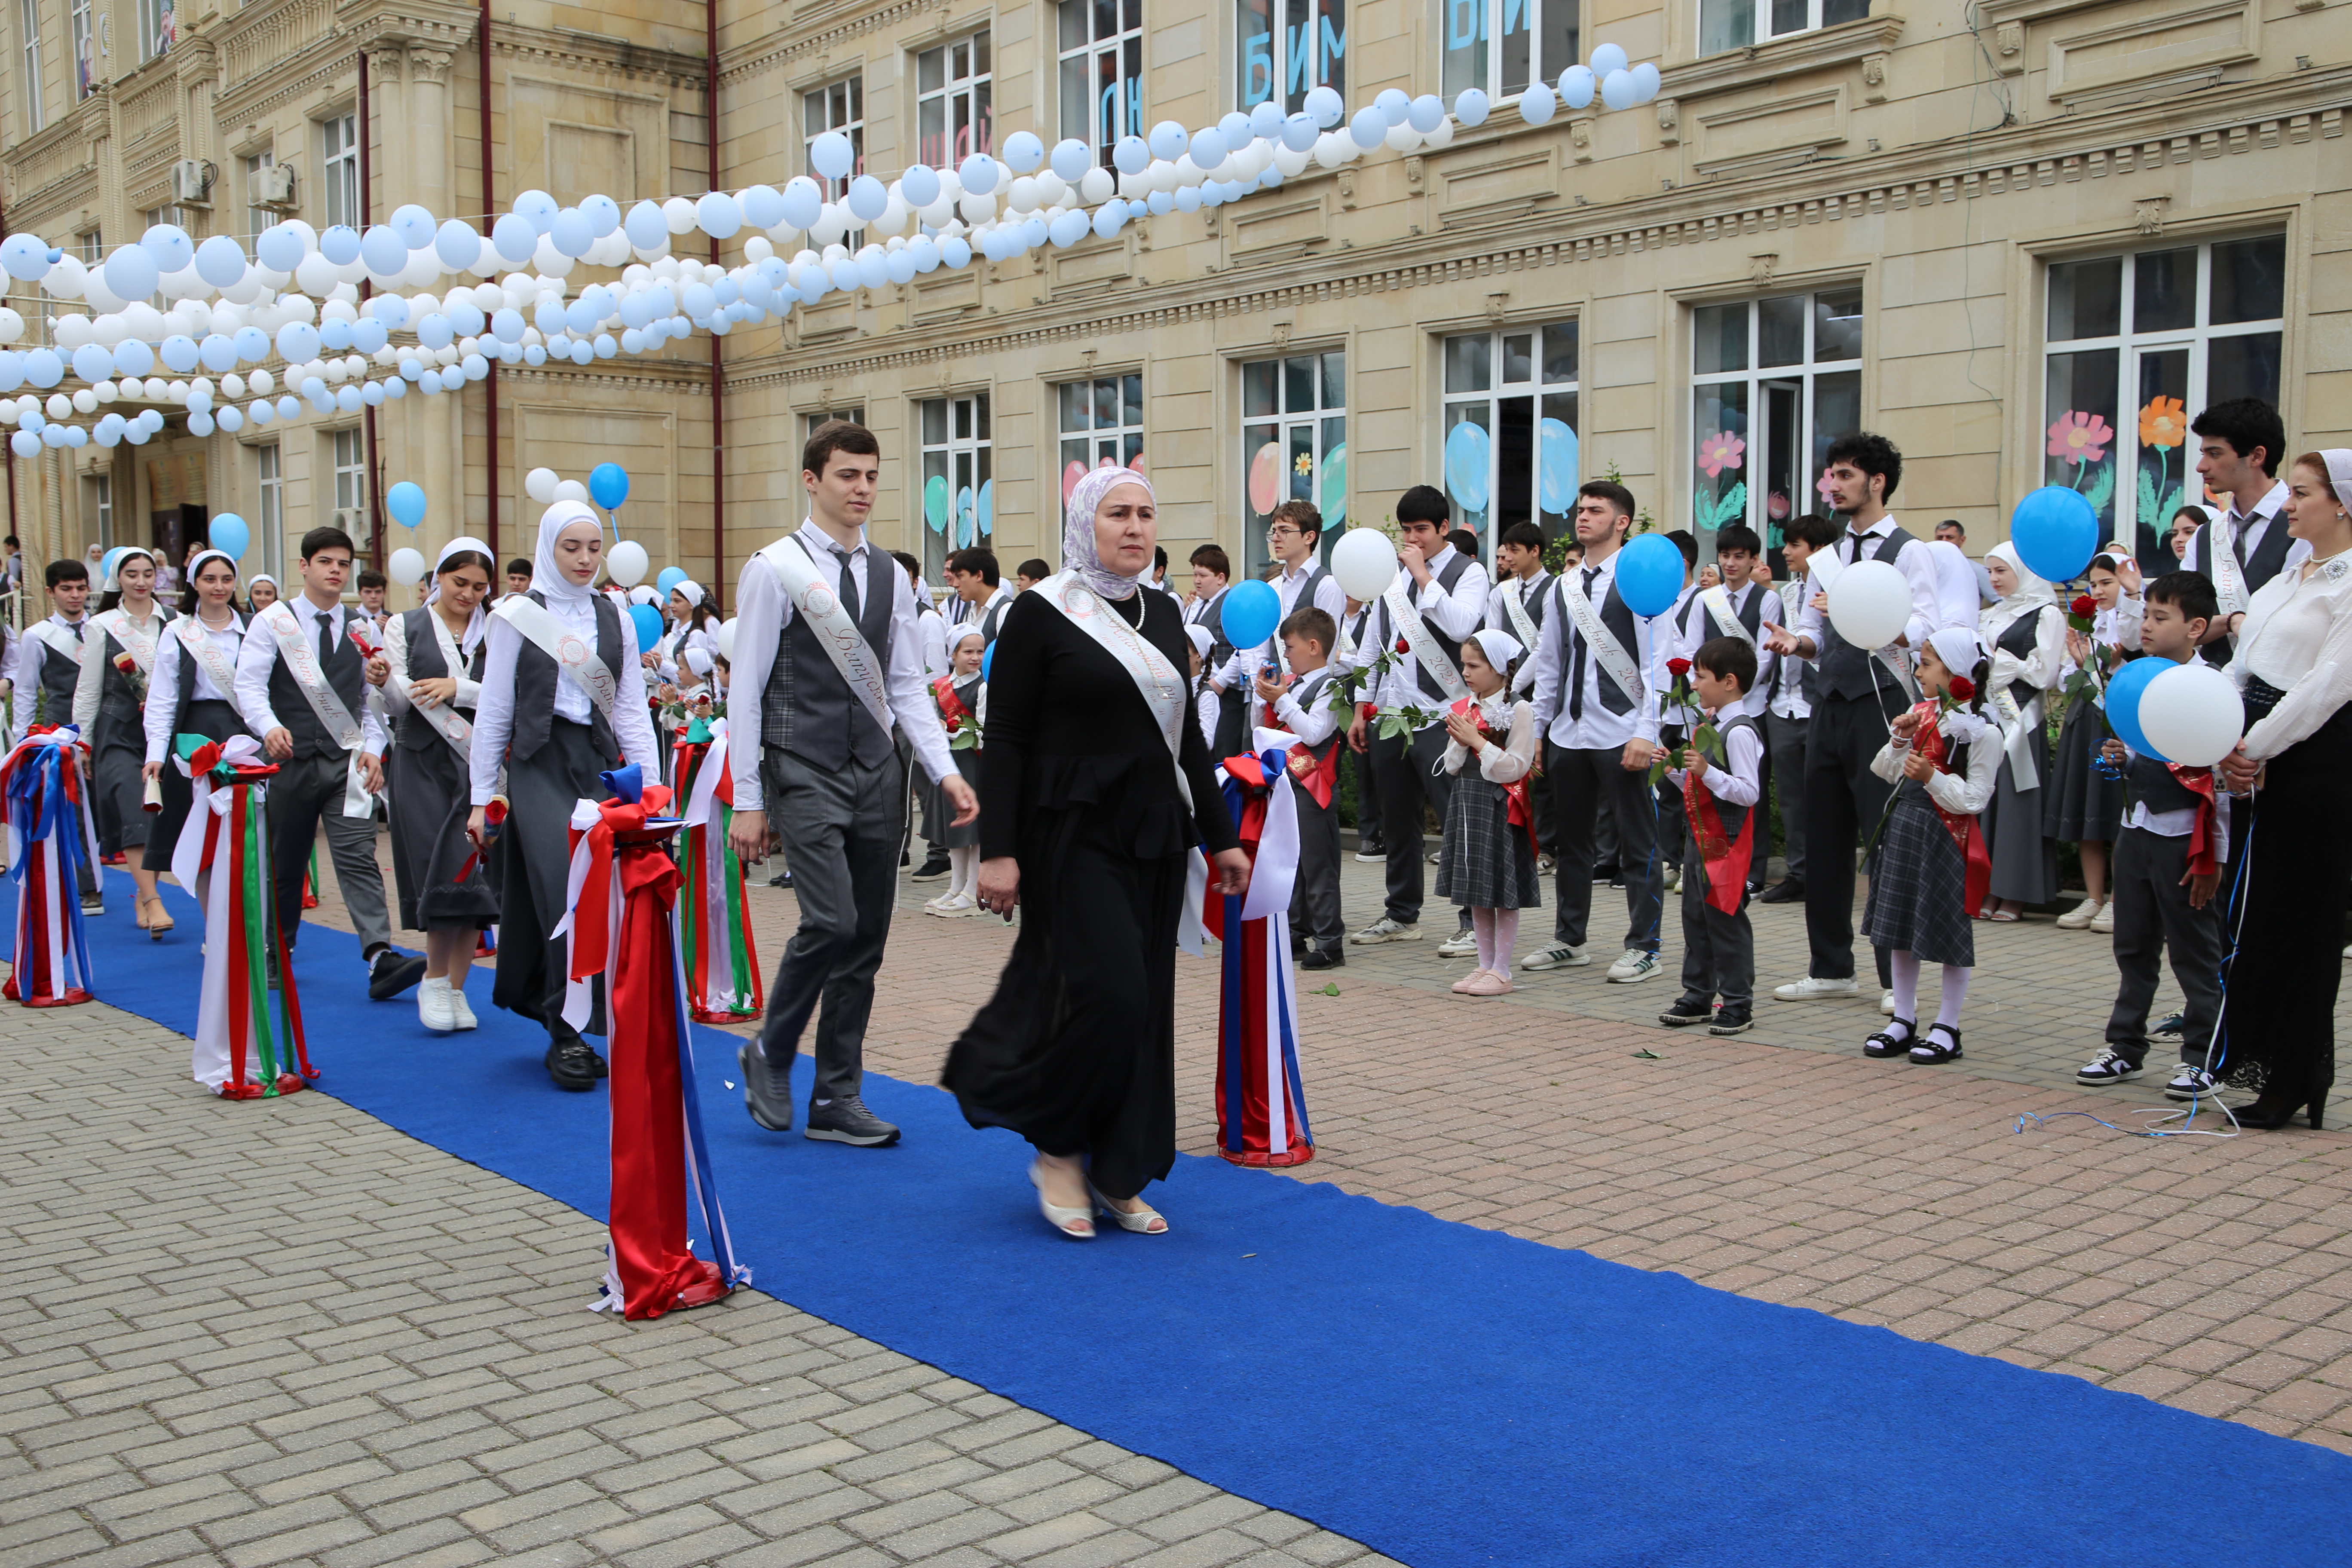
[1861,790,1975,967]
[1437,774,1542,911]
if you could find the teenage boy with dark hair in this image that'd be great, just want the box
[1014,558,1052,591]
[1521,480,1666,983]
[942,546,1011,644]
[233,526,426,1001]
[355,568,390,628]
[2075,571,2231,1101]
[1261,605,1348,968]
[1487,521,1556,860]
[1214,499,1347,724]
[1761,432,1942,1008]
[1656,636,1764,1035]
[11,557,101,910]
[505,557,533,597]
[1344,484,1489,947]
[1672,524,1783,894]
[2183,397,2299,663]
[1757,512,1840,903]
[1185,543,1246,757]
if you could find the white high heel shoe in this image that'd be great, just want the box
[1030,1160,1094,1239]
[1089,1184,1169,1234]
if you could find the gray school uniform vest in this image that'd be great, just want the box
[763,542,898,772]
[265,603,365,760]
[34,621,84,726]
[1288,669,1343,763]
[394,607,484,753]
[1557,568,1644,718]
[2124,749,2204,816]
[1993,609,2041,712]
[512,592,625,763]
[1818,526,1919,703]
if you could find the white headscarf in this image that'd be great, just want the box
[1471,628,1523,674]
[183,548,237,585]
[1978,540,2056,642]
[103,545,159,595]
[422,535,495,653]
[1183,623,1214,661]
[1925,625,1994,741]
[245,572,278,604]
[2317,450,2352,520]
[533,501,602,606]
[672,580,705,609]
[1064,465,1154,601]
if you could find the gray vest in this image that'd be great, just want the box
[395,607,483,753]
[1992,609,2041,712]
[763,542,898,772]
[1289,668,1343,763]
[1678,581,1767,642]
[1694,713,1761,845]
[512,592,623,764]
[1818,525,1919,704]
[266,603,365,760]
[33,620,84,727]
[1380,552,1476,701]
[2125,746,2204,816]
[2192,516,2296,671]
[1557,567,1644,718]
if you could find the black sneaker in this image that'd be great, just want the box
[1709,1006,1755,1037]
[368,949,428,1001]
[767,869,794,890]
[804,1095,900,1147]
[545,1036,603,1092]
[1756,880,1805,905]
[911,852,952,882]
[2076,1047,2143,1084]
[1657,997,1714,1028]
[1592,862,1620,884]
[2150,1013,2186,1037]
[1301,945,1345,971]
[738,1039,794,1132]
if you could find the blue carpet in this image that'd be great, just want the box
[46,882,2352,1567]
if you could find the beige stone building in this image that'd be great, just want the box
[4,0,2347,608]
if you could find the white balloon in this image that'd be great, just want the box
[388,547,429,587]
[1330,527,1400,602]
[554,479,590,504]
[715,619,738,662]
[605,540,651,588]
[525,466,560,503]
[2138,661,2246,767]
[1826,560,1911,650]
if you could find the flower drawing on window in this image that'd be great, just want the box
[1695,432,1746,479]
[2046,410,2113,466]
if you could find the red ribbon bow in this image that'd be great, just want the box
[1905,700,1994,919]
[566,787,676,986]
[2167,763,2223,878]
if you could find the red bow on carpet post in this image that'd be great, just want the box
[1204,738,1316,1169]
[559,766,751,1321]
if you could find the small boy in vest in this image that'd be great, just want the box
[1259,606,1347,969]
[2075,572,2229,1100]
[1656,637,1764,1036]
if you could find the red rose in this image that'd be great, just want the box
[1395,637,1410,654]
[1666,658,1692,677]
[2070,594,2095,617]
[1948,676,1976,702]
[943,715,960,732]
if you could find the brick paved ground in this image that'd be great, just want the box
[9,827,2352,1566]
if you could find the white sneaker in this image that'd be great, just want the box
[2165,1063,2220,1101]
[1605,948,1663,983]
[1350,917,1421,944]
[1663,867,1681,893]
[1520,942,1590,971]
[926,892,978,918]
[447,983,479,1031]
[2055,897,2104,930]
[417,976,456,1033]
[2088,903,2114,934]
[1773,975,1860,1001]
[1882,990,1897,1016]
[1436,928,1479,957]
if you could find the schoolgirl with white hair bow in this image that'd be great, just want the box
[1434,628,1540,996]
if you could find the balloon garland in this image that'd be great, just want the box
[0,58,1662,451]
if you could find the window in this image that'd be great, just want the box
[918,394,992,582]
[1688,286,1864,557]
[803,407,864,442]
[917,32,992,170]
[256,443,283,583]
[321,114,359,230]
[1058,376,1145,501]
[90,473,114,551]
[1240,352,1345,577]
[332,427,368,554]
[2044,235,2285,570]
[69,0,91,101]
[1238,0,1345,114]
[802,77,864,200]
[19,0,43,135]
[243,152,276,246]
[1701,0,1869,56]
[1438,0,1577,102]
[1440,323,1579,554]
[138,0,174,61]
[142,205,186,233]
[75,229,100,263]
[1058,0,1142,169]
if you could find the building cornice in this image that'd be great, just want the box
[1657,14,1905,102]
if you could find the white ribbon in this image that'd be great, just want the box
[551,799,611,1032]
[494,594,619,720]
[761,533,894,738]
[681,718,730,829]
[1237,723,1306,1156]
[1381,574,1471,706]
[2,726,101,1005]
[1501,576,1544,694]
[174,734,268,1092]
[1556,573,1647,708]
[258,602,376,819]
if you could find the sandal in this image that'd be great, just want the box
[1985,908,2021,923]
[138,893,173,938]
[1030,1160,1093,1240]
[1908,1025,1963,1064]
[1864,1018,1917,1059]
[1089,1183,1170,1234]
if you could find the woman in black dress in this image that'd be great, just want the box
[946,467,1249,1240]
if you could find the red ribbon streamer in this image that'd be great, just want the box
[1905,701,1994,922]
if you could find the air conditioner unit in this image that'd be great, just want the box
[168,159,213,206]
[334,508,368,536]
[257,163,298,208]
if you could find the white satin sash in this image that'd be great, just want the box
[258,602,375,818]
[761,532,894,737]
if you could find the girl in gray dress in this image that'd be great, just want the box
[73,547,175,934]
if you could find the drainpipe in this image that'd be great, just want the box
[0,187,19,575]
[358,50,386,573]
[707,1,724,611]
[479,0,499,559]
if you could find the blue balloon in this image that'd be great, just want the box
[385,481,428,530]
[2103,653,2171,762]
[2010,485,2100,585]
[655,567,689,596]
[1443,421,1491,514]
[982,640,996,682]
[1220,578,1282,649]
[628,602,665,650]
[1614,533,1685,618]
[208,514,250,562]
[1537,419,1580,513]
[588,462,631,511]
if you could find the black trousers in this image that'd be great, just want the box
[1546,740,1663,955]
[1656,724,1690,872]
[1289,783,1346,949]
[1678,873,1755,1008]
[1803,692,1896,986]
[1368,723,1453,925]
[2105,827,2225,1067]
[1762,710,1810,884]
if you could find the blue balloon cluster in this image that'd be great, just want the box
[1220,579,1281,649]
[2103,654,2170,761]
[1613,534,1685,617]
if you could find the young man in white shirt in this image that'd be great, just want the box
[2182,397,2302,664]
[1213,500,1348,720]
[9,558,101,911]
[1519,481,1665,983]
[942,548,1013,644]
[1186,545,1246,758]
[729,422,978,1148]
[1756,513,1839,904]
[1344,487,1490,946]
[1760,432,1942,1005]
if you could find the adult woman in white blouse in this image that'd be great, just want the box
[2217,450,2352,1129]
[141,550,250,916]
[1977,544,2066,918]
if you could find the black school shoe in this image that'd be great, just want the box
[1301,945,1345,971]
[545,1035,605,1092]
[1657,996,1714,1028]
[911,851,952,882]
[1709,1006,1755,1037]
[805,1095,900,1146]
[1756,880,1805,905]
[368,949,428,1000]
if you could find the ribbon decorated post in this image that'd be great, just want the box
[673,718,763,1025]
[1200,726,1315,1169]
[172,733,318,1098]
[0,725,101,1008]
[556,764,751,1321]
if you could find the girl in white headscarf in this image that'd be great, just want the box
[141,548,250,904]
[1975,541,2065,918]
[466,501,661,1090]
[245,573,280,615]
[1860,626,1999,1066]
[943,466,1246,1241]
[383,537,502,1033]
[75,545,175,931]
[1436,627,1540,996]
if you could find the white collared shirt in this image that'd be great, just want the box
[146,613,247,764]
[1792,513,1943,669]
[469,592,661,805]
[233,594,390,757]
[1348,544,1491,714]
[1526,549,1662,751]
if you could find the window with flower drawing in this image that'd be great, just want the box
[1241,352,1346,577]
[1440,323,1580,561]
[2043,236,2284,575]
[1688,287,1862,571]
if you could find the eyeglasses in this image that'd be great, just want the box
[1265,526,1299,539]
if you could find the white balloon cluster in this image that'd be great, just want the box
[0,53,1658,452]
[523,465,651,588]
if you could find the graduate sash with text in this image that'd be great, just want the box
[258,601,376,818]
[760,532,895,736]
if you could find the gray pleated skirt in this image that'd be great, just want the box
[387,724,499,932]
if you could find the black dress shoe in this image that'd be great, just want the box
[1657,996,1713,1028]
[738,1040,794,1132]
[545,1036,603,1092]
[1709,1006,1755,1037]
[910,852,952,882]
[368,950,428,1000]
[767,869,794,889]
[1301,945,1345,971]
[1756,880,1806,905]
[804,1094,900,1146]
[1592,862,1621,883]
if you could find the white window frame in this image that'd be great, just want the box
[1436,0,1577,103]
[1237,0,1346,114]
[256,443,283,584]
[1439,322,1580,558]
[1700,0,1871,56]
[803,407,865,441]
[92,473,114,550]
[1057,0,1143,170]
[1687,285,1865,558]
[138,0,173,61]
[802,77,864,201]
[331,427,368,555]
[1057,375,1145,500]
[19,0,43,135]
[2041,235,2286,570]
[320,113,359,231]
[917,393,992,583]
[916,31,993,171]
[68,0,91,102]
[1239,351,1347,578]
[243,151,276,246]
[75,229,100,264]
